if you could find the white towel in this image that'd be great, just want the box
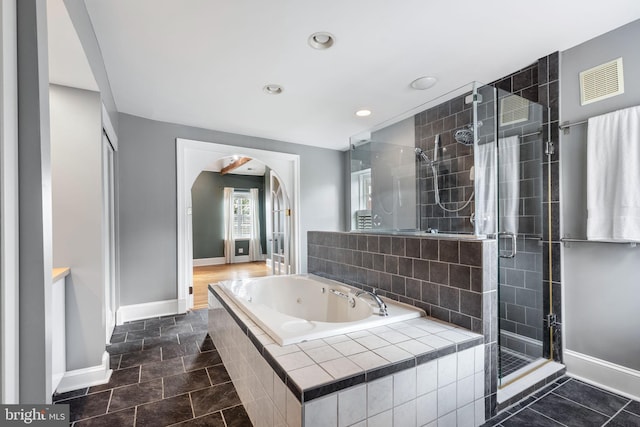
[475,135,520,236]
[587,105,640,241]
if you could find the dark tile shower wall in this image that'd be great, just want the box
[492,53,562,363]
[416,94,475,233]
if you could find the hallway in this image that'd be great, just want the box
[192,262,269,309]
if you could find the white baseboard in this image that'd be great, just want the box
[116,299,183,325]
[56,351,112,394]
[194,256,265,267]
[193,257,225,267]
[564,349,640,400]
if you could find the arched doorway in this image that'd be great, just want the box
[176,138,300,310]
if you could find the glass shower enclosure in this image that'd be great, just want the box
[349,81,551,387]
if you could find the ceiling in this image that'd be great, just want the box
[64,1,640,150]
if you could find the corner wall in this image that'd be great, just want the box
[50,84,106,372]
[117,113,345,306]
[560,19,640,397]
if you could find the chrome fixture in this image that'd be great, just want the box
[453,121,482,146]
[414,147,432,165]
[263,84,283,95]
[354,290,388,316]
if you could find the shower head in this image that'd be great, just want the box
[415,147,432,164]
[453,121,482,146]
[453,127,475,146]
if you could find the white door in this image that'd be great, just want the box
[103,133,116,343]
[270,171,292,275]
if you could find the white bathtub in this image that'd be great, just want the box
[218,274,425,345]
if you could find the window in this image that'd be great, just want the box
[232,192,252,238]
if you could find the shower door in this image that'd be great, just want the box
[494,89,547,384]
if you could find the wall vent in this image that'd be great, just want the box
[499,95,530,126]
[580,58,624,105]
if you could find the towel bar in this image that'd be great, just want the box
[561,238,638,248]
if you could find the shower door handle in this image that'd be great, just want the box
[498,232,517,258]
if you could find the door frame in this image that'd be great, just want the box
[176,138,301,311]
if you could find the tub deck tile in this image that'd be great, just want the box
[208,283,484,404]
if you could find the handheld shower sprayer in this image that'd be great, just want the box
[414,147,432,165]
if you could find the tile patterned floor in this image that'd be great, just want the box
[483,376,640,427]
[53,310,253,426]
[499,349,536,377]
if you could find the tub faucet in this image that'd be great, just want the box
[354,290,388,316]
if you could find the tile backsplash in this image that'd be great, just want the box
[308,231,491,335]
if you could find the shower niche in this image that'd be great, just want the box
[349,81,553,389]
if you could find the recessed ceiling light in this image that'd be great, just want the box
[410,76,438,90]
[308,32,335,50]
[355,109,372,117]
[263,84,283,95]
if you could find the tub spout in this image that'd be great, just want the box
[355,290,388,316]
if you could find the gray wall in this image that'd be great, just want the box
[50,84,105,372]
[191,171,266,259]
[561,19,640,371]
[117,113,345,306]
[62,0,117,132]
[17,0,53,403]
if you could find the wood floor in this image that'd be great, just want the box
[192,261,270,309]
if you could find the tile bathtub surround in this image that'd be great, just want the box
[307,231,493,334]
[308,230,499,419]
[483,376,640,427]
[209,285,485,426]
[52,310,251,426]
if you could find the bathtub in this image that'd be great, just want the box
[218,274,425,345]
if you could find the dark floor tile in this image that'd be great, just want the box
[191,322,209,332]
[73,407,135,427]
[109,354,121,370]
[481,409,512,426]
[106,340,143,355]
[161,324,194,336]
[113,321,145,334]
[136,393,194,427]
[144,317,176,329]
[222,405,252,427]
[626,400,640,416]
[140,357,185,382]
[170,412,226,427]
[108,378,163,412]
[89,366,140,393]
[553,379,629,416]
[119,347,162,368]
[191,382,241,417]
[183,350,222,372]
[162,341,201,360]
[502,408,563,427]
[143,335,179,350]
[530,394,609,426]
[126,327,160,341]
[207,365,231,385]
[63,390,111,422]
[52,387,87,403]
[609,410,640,427]
[109,333,126,344]
[198,337,215,352]
[178,331,209,345]
[163,369,212,398]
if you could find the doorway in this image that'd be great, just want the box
[176,138,301,311]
